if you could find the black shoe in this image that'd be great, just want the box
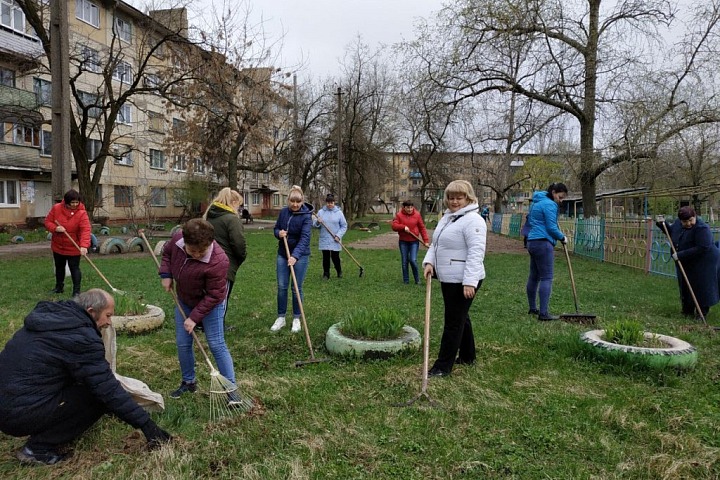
[428,367,450,377]
[337,273,342,278]
[16,445,68,466]
[455,357,475,366]
[538,314,560,321]
[170,381,197,399]
[322,274,330,280]
[528,309,540,315]
[49,285,64,294]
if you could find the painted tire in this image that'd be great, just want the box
[99,226,111,235]
[350,222,364,230]
[580,329,697,369]
[325,323,421,359]
[170,225,183,236]
[10,235,24,243]
[99,237,128,255]
[124,237,145,253]
[153,240,167,257]
[112,304,165,333]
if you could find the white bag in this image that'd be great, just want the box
[101,325,165,412]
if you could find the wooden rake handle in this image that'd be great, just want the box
[282,235,316,358]
[55,220,120,293]
[408,230,429,248]
[139,231,215,371]
[561,242,580,313]
[659,222,706,325]
[313,215,364,269]
[420,272,432,394]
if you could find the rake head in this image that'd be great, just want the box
[559,313,597,325]
[208,370,254,420]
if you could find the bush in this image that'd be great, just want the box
[114,294,147,316]
[602,319,644,346]
[339,307,405,340]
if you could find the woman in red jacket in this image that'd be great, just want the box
[391,200,430,284]
[44,189,91,296]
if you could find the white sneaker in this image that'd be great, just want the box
[270,317,286,332]
[291,317,301,333]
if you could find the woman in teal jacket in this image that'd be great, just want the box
[525,183,568,321]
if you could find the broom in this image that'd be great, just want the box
[139,231,253,417]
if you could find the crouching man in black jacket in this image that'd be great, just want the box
[0,289,170,466]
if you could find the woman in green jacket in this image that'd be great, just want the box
[204,188,247,323]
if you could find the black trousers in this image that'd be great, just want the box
[53,252,82,293]
[322,250,342,276]
[24,385,106,451]
[432,280,482,373]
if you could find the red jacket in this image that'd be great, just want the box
[392,208,429,244]
[160,231,228,323]
[44,201,91,255]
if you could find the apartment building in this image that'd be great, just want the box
[0,0,289,226]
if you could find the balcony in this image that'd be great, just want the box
[0,143,50,172]
[0,84,42,124]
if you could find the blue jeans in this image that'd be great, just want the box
[526,240,555,316]
[276,254,309,316]
[174,299,235,384]
[399,240,420,284]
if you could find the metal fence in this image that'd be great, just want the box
[491,213,720,279]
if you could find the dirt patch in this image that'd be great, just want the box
[349,231,526,254]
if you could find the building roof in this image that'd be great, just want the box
[562,187,649,202]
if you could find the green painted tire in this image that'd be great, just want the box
[170,225,183,236]
[325,322,421,359]
[580,329,697,370]
[10,235,24,243]
[124,236,145,252]
[99,226,111,235]
[99,237,128,255]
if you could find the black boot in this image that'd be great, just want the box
[72,286,81,298]
[50,283,64,294]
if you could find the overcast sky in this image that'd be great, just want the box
[183,0,447,79]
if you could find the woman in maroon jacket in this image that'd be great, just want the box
[391,200,430,284]
[159,218,240,404]
[44,189,91,296]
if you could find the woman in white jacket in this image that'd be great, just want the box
[422,180,487,377]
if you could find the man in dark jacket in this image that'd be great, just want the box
[0,289,171,466]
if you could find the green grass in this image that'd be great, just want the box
[339,307,406,340]
[1,229,720,478]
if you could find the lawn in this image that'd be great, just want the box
[1,229,719,479]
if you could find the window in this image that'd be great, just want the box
[193,158,205,175]
[251,192,260,205]
[272,193,280,207]
[173,189,187,207]
[118,103,132,124]
[114,185,133,207]
[1,0,25,33]
[95,184,103,207]
[113,145,132,166]
[13,124,39,147]
[173,155,187,172]
[41,130,51,156]
[114,16,132,43]
[80,46,101,73]
[112,61,132,84]
[77,91,101,118]
[75,0,99,28]
[149,187,166,206]
[147,111,164,132]
[144,73,160,89]
[149,149,165,169]
[85,138,102,161]
[172,118,186,136]
[0,179,19,206]
[0,67,14,87]
[33,78,51,106]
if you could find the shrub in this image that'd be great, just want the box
[339,307,405,340]
[114,294,147,316]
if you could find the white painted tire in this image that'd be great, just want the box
[580,329,697,369]
[153,240,167,257]
[325,323,421,359]
[112,304,165,333]
[99,237,128,255]
[124,237,145,252]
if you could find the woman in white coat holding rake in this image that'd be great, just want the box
[422,180,487,377]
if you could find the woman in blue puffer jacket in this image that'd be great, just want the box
[525,183,568,321]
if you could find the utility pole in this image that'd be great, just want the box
[335,87,343,206]
[292,73,300,185]
[50,0,71,202]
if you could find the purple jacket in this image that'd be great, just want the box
[160,231,229,323]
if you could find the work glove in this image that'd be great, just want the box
[560,237,568,245]
[141,419,171,449]
[671,253,678,261]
